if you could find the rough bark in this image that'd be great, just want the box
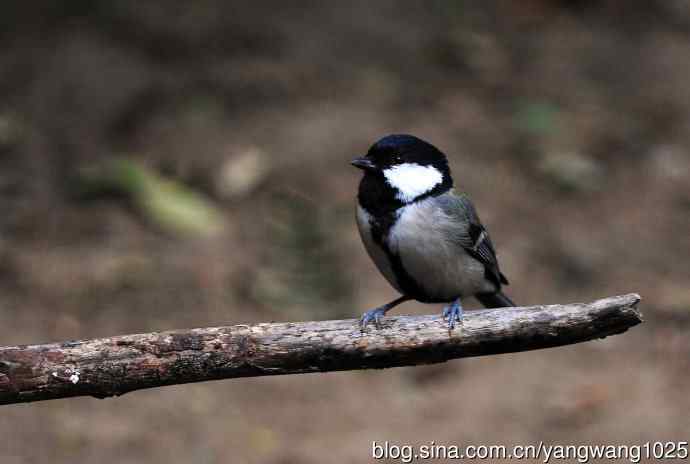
[0,294,642,405]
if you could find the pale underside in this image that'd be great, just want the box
[356,199,495,302]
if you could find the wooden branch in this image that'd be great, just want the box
[0,294,642,406]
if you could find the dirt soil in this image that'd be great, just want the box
[1,2,689,463]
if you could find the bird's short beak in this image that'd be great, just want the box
[351,157,376,171]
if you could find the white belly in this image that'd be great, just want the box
[357,200,495,301]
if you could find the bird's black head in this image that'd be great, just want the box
[352,134,453,214]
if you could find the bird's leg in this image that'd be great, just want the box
[442,297,464,330]
[359,295,410,329]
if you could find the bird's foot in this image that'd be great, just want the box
[442,299,463,330]
[359,306,389,329]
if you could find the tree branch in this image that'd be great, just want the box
[0,294,642,405]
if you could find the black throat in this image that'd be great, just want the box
[357,171,452,244]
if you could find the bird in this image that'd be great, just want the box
[352,134,514,329]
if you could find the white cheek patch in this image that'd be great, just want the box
[383,163,443,203]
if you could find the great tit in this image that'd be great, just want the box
[352,134,514,329]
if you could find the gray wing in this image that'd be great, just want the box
[437,191,509,287]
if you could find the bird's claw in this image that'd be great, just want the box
[359,307,388,329]
[442,301,463,330]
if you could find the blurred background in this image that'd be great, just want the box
[1,1,689,462]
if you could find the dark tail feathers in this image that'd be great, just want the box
[476,291,515,308]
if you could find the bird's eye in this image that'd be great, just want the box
[393,155,402,163]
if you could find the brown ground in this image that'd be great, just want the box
[1,2,689,463]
